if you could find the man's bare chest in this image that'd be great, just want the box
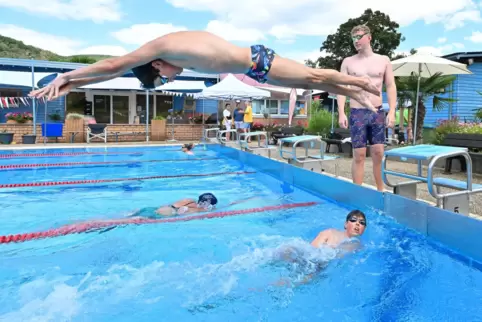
[346,59,386,78]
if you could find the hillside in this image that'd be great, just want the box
[0,34,112,63]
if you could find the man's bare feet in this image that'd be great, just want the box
[351,88,377,112]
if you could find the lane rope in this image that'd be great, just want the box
[0,171,255,189]
[0,157,221,170]
[0,202,317,244]
[0,151,143,159]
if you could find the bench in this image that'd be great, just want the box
[322,128,353,157]
[442,134,482,173]
[271,126,304,145]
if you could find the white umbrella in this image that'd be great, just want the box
[391,54,473,144]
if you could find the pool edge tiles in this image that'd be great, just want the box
[208,144,384,211]
[207,144,482,267]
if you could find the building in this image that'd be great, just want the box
[423,51,482,127]
[0,58,220,125]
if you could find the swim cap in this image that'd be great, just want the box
[132,62,169,89]
[198,193,218,206]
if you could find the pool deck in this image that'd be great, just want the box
[1,140,482,219]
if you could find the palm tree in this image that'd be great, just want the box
[395,72,457,143]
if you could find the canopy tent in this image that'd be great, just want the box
[78,77,207,96]
[391,54,473,144]
[194,73,271,100]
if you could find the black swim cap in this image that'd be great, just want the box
[132,62,159,89]
[198,193,218,205]
[346,210,366,224]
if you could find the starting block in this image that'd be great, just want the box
[239,131,277,158]
[279,135,339,174]
[217,129,239,146]
[202,127,220,143]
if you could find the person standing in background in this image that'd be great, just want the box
[336,24,396,192]
[243,100,253,142]
[223,103,233,141]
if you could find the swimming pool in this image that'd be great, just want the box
[0,144,481,321]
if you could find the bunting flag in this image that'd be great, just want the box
[0,96,37,109]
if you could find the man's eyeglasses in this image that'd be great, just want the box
[348,217,366,226]
[351,33,369,42]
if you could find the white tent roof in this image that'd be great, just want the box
[194,73,271,100]
[80,77,207,94]
[255,86,307,96]
[0,71,56,88]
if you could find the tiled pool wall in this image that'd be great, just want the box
[208,144,482,266]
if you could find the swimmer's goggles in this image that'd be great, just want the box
[348,216,366,226]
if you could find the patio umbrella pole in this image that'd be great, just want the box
[412,63,422,145]
[145,90,149,142]
[31,60,36,136]
[167,96,177,142]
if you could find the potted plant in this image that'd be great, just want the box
[49,113,62,122]
[5,112,19,124]
[151,115,166,141]
[0,129,14,144]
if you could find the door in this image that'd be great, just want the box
[93,95,110,123]
[112,95,129,124]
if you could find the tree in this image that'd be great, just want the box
[396,72,457,143]
[312,9,404,70]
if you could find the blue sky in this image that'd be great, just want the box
[0,0,480,63]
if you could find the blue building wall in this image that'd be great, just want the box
[381,62,482,129]
[0,84,65,124]
[451,62,482,122]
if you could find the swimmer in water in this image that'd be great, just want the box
[130,192,218,218]
[29,31,380,112]
[181,143,194,155]
[310,209,367,252]
[272,210,367,287]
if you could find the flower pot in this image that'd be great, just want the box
[22,134,36,144]
[6,120,16,124]
[0,133,14,144]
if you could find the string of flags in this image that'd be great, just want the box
[0,96,48,108]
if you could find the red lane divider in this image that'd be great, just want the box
[0,202,317,245]
[0,157,221,170]
[0,151,143,159]
[0,171,255,189]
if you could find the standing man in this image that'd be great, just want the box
[337,25,397,192]
[243,100,253,142]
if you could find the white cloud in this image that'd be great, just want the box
[417,42,465,56]
[0,0,122,23]
[282,49,327,64]
[0,24,128,57]
[465,30,482,42]
[0,24,83,56]
[111,23,188,45]
[437,37,447,43]
[77,46,128,56]
[166,0,479,40]
[444,9,481,30]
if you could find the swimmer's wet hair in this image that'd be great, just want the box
[346,210,366,222]
[351,24,371,35]
[132,62,159,89]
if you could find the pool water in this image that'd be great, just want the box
[0,145,481,322]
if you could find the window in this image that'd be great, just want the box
[252,100,264,114]
[255,99,308,117]
[267,99,278,115]
[66,92,87,115]
[155,95,173,118]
